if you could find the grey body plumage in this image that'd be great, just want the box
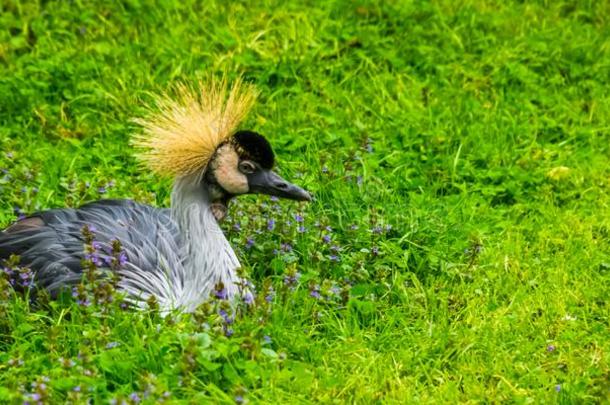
[0,179,247,312]
[1,199,183,303]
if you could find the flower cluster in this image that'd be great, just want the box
[118,373,171,404]
[22,376,51,404]
[308,280,346,303]
[82,226,128,271]
[1,257,35,290]
[72,225,129,309]
[283,268,301,290]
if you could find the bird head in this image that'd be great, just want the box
[133,77,311,220]
[204,130,311,219]
[207,130,311,200]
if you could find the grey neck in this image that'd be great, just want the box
[169,175,241,311]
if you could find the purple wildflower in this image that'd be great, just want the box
[263,335,272,345]
[329,254,340,262]
[270,196,279,202]
[118,251,128,266]
[235,395,245,404]
[219,309,234,324]
[233,223,241,232]
[98,186,107,194]
[356,176,363,186]
[85,252,103,267]
[106,342,120,349]
[129,392,141,403]
[242,291,255,305]
[281,243,292,252]
[76,297,91,307]
[309,284,322,299]
[322,166,329,173]
[246,237,255,249]
[555,384,561,392]
[267,219,275,231]
[265,287,275,303]
[371,246,379,256]
[225,328,234,337]
[294,214,304,223]
[298,225,306,233]
[215,288,228,300]
[547,345,556,352]
[283,272,301,287]
[322,235,331,244]
[372,226,383,234]
[73,386,81,392]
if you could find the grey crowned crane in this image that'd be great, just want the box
[0,78,311,312]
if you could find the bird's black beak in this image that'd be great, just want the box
[248,170,312,201]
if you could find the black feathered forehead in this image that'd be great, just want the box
[231,130,275,169]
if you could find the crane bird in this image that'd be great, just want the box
[0,78,311,312]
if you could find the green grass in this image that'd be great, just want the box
[1,0,609,403]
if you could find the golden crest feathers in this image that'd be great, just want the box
[132,77,258,178]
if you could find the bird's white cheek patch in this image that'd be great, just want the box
[215,147,249,194]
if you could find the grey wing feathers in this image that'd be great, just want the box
[0,199,185,297]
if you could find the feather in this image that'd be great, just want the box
[132,76,258,180]
[0,200,186,305]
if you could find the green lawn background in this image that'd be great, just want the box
[0,0,609,403]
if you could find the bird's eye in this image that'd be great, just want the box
[239,161,256,174]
